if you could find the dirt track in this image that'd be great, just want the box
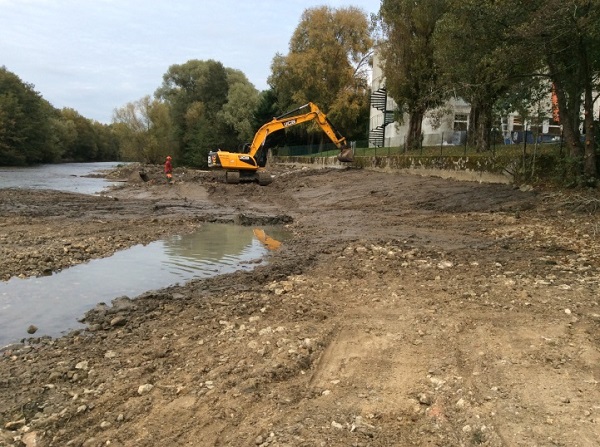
[1,164,600,447]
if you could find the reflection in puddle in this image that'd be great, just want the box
[253,228,282,250]
[0,223,286,347]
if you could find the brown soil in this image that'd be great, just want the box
[1,164,599,447]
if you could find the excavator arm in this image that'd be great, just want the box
[247,102,353,161]
[208,102,353,185]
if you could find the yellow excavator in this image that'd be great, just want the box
[207,102,354,185]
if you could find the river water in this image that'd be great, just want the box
[0,162,125,193]
[0,163,281,347]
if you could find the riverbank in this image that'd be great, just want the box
[1,163,599,446]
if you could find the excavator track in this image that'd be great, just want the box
[257,170,273,186]
[225,171,240,184]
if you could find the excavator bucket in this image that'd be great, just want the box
[337,147,354,163]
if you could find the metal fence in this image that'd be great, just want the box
[274,129,570,158]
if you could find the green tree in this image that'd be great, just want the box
[46,115,76,162]
[434,0,542,152]
[268,6,372,142]
[156,60,231,167]
[155,60,261,167]
[92,121,121,162]
[59,108,98,162]
[523,0,600,182]
[0,67,54,165]
[55,109,118,163]
[112,96,174,163]
[1,67,120,165]
[248,89,288,152]
[379,0,448,150]
[218,81,260,143]
[217,68,261,149]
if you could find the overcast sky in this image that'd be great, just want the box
[1,0,378,123]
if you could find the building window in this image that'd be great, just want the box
[453,113,468,131]
[512,116,523,132]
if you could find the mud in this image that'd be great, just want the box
[1,163,599,447]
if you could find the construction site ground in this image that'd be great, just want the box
[1,163,599,447]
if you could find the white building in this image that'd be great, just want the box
[369,52,470,148]
[369,52,598,148]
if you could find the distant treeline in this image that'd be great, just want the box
[0,67,120,166]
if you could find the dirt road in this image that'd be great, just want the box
[1,164,599,446]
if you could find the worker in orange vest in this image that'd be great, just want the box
[164,155,173,184]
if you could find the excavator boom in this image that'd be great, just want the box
[247,103,353,162]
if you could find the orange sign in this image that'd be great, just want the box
[551,83,559,123]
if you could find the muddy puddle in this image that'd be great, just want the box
[0,223,287,347]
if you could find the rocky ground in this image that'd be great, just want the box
[1,163,599,447]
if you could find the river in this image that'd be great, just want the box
[0,163,281,347]
[0,162,125,194]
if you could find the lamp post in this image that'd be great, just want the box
[522,121,529,173]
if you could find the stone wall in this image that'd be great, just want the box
[272,154,515,184]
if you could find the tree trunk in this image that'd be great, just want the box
[469,100,492,152]
[548,70,586,183]
[406,110,424,151]
[550,70,583,160]
[476,106,492,152]
[468,102,479,149]
[583,62,597,180]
